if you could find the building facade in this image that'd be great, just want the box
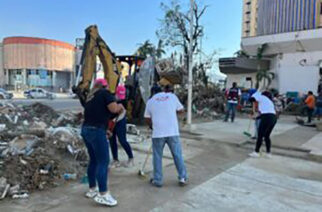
[242,0,258,37]
[257,0,322,36]
[221,0,322,95]
[1,37,75,91]
[0,43,3,86]
[243,0,322,37]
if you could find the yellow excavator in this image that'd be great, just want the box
[73,25,182,123]
[73,25,120,105]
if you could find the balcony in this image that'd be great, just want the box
[219,57,270,74]
[241,28,322,56]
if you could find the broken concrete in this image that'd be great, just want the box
[0,102,87,199]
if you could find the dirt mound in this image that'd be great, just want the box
[0,102,86,199]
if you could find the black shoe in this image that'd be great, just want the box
[149,179,162,188]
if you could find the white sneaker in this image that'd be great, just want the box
[124,158,134,167]
[85,188,98,198]
[179,178,188,186]
[110,160,121,168]
[248,152,260,158]
[94,192,118,207]
[265,153,272,158]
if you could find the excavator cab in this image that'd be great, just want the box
[116,55,148,123]
[74,25,181,124]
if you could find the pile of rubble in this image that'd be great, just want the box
[192,85,225,120]
[176,85,225,121]
[0,102,87,200]
[283,102,303,115]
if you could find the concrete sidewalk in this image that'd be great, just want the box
[302,132,322,160]
[151,155,322,212]
[183,116,298,145]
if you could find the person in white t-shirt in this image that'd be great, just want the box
[144,85,188,187]
[249,91,277,158]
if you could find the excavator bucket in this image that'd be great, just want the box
[73,25,120,103]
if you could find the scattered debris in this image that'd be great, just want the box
[63,173,77,180]
[284,102,303,115]
[179,84,226,120]
[127,134,145,144]
[127,124,140,135]
[126,124,145,143]
[0,177,10,200]
[0,124,6,132]
[0,102,87,199]
[12,192,29,199]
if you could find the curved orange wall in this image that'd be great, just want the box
[3,37,75,72]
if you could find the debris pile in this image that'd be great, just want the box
[126,124,145,143]
[0,102,86,200]
[283,102,303,115]
[181,85,225,120]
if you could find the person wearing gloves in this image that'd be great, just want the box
[249,91,277,158]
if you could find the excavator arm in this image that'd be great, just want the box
[73,25,120,103]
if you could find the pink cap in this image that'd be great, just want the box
[94,78,108,87]
[116,84,126,100]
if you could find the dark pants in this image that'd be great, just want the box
[110,117,133,161]
[302,106,314,123]
[225,102,237,122]
[307,108,314,123]
[255,114,277,153]
[81,126,109,193]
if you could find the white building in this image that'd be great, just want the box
[220,0,322,95]
[242,29,322,95]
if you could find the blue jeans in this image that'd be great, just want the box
[81,126,110,193]
[225,102,237,122]
[110,117,134,160]
[314,107,322,116]
[152,136,187,186]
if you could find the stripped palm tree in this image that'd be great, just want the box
[255,43,270,89]
[256,69,275,90]
[136,40,155,58]
[155,40,166,59]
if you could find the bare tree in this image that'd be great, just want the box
[157,0,208,77]
[193,50,218,87]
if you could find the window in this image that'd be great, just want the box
[246,2,251,11]
[320,3,322,15]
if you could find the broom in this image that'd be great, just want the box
[243,117,252,138]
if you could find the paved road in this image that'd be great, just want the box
[1,105,322,211]
[1,126,322,212]
[2,98,82,111]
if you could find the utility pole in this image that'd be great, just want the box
[187,0,194,126]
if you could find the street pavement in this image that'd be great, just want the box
[1,107,322,211]
[1,98,82,111]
